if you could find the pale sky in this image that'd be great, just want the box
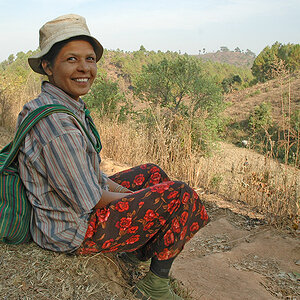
[0,0,299,62]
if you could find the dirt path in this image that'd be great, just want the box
[1,127,299,299]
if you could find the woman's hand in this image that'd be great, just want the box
[106,177,133,194]
[95,189,130,209]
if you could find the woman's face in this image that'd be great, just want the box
[43,40,97,101]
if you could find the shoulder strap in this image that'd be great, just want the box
[0,104,101,171]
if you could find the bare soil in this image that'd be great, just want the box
[0,127,299,300]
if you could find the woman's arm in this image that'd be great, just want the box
[94,189,129,209]
[106,177,132,194]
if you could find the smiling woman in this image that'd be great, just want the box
[14,14,210,300]
[41,39,97,101]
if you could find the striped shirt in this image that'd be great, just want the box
[17,81,108,252]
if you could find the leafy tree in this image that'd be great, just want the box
[139,45,146,52]
[249,102,272,133]
[133,55,225,150]
[245,49,256,57]
[220,46,229,52]
[234,47,241,53]
[221,74,242,93]
[83,74,129,121]
[134,56,222,114]
[252,42,300,82]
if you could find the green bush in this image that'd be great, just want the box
[83,74,130,122]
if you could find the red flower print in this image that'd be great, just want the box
[180,211,189,226]
[164,229,175,246]
[200,205,209,221]
[144,209,158,222]
[102,239,114,249]
[144,222,154,231]
[190,222,200,232]
[116,217,132,230]
[134,174,145,186]
[167,190,179,199]
[121,181,131,189]
[182,192,190,204]
[157,248,173,260]
[96,208,110,223]
[140,164,148,169]
[150,182,172,193]
[126,235,140,244]
[171,218,181,233]
[150,172,161,185]
[85,224,96,239]
[193,190,199,200]
[115,201,129,212]
[127,226,139,234]
[167,199,181,214]
[159,216,166,226]
[180,226,187,240]
[106,244,120,252]
[138,201,145,207]
[78,247,98,255]
[85,240,96,248]
[192,201,196,212]
[150,166,160,173]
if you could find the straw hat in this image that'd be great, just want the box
[28,14,103,74]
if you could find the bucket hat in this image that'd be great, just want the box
[28,14,103,74]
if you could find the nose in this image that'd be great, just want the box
[77,59,89,72]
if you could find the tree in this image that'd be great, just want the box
[234,47,241,53]
[221,74,242,93]
[134,56,222,114]
[133,56,225,149]
[220,46,229,52]
[83,74,128,121]
[8,54,15,64]
[245,49,256,57]
[139,45,146,52]
[252,42,299,82]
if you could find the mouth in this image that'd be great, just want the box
[73,78,89,83]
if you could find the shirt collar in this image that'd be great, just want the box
[41,81,86,113]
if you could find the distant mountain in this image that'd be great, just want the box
[195,50,256,68]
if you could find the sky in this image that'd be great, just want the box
[0,0,299,62]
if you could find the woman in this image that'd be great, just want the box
[18,14,209,300]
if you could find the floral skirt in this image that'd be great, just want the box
[77,163,209,261]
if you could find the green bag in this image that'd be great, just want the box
[0,104,101,244]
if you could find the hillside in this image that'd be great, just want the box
[195,51,256,68]
[224,71,300,123]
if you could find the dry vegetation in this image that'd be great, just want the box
[95,107,299,230]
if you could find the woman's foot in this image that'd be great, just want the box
[133,271,183,300]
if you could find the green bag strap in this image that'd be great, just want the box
[0,104,102,172]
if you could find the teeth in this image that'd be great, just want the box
[74,78,88,82]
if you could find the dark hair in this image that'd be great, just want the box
[41,35,97,68]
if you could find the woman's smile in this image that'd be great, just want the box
[46,40,97,101]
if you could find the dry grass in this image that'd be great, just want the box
[0,242,136,300]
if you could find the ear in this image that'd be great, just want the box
[41,60,53,76]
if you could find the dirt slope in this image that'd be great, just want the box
[1,127,299,299]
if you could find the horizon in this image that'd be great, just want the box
[0,0,299,63]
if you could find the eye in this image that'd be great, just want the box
[67,57,76,61]
[87,56,96,62]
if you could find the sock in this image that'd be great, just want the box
[150,256,175,278]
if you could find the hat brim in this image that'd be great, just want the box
[28,34,103,75]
